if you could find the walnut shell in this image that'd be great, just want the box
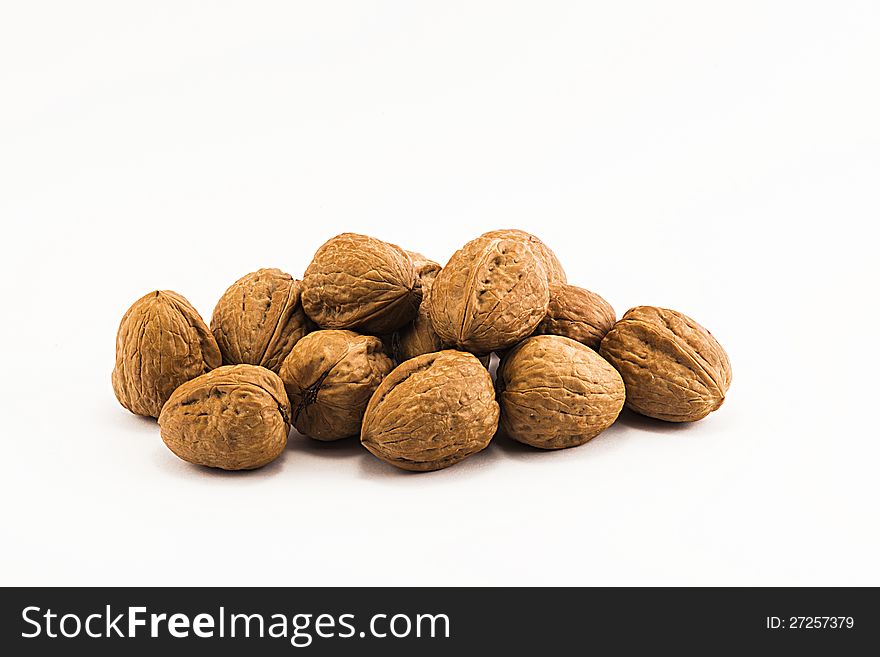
[389,283,492,366]
[429,234,550,353]
[497,335,625,449]
[211,268,313,373]
[301,233,421,334]
[158,364,291,470]
[279,330,394,441]
[535,284,616,350]
[390,301,443,362]
[405,251,441,281]
[482,229,567,286]
[599,306,731,422]
[112,290,221,418]
[390,256,445,362]
[361,350,499,471]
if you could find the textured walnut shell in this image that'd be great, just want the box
[536,284,616,350]
[279,330,394,441]
[211,268,313,373]
[112,290,221,418]
[497,335,625,449]
[389,283,492,366]
[599,306,731,422]
[361,350,499,471]
[390,304,443,362]
[301,233,421,334]
[482,229,567,286]
[158,365,291,470]
[405,251,441,282]
[429,235,550,353]
[390,258,445,362]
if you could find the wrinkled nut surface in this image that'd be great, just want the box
[279,330,394,441]
[112,290,221,418]
[390,281,444,362]
[361,350,499,471]
[429,235,550,353]
[536,284,616,350]
[405,251,441,282]
[599,306,731,422]
[211,268,313,373]
[158,364,291,470]
[391,255,444,362]
[497,335,625,449]
[301,233,421,334]
[482,229,567,286]
[390,279,493,366]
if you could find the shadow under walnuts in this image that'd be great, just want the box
[614,407,702,434]
[285,407,697,477]
[285,430,365,461]
[490,418,643,462]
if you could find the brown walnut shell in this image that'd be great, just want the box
[429,234,550,353]
[497,335,625,449]
[211,268,313,373]
[390,297,443,362]
[599,306,732,422]
[390,257,444,362]
[388,255,492,366]
[482,228,567,286]
[279,330,394,441]
[361,350,499,471]
[301,233,421,334]
[405,251,441,282]
[112,290,221,418]
[158,364,291,470]
[390,281,492,367]
[535,284,616,350]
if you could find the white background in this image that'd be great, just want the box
[1,1,878,586]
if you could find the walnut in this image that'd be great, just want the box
[599,306,731,422]
[301,233,421,334]
[279,330,394,441]
[389,280,494,367]
[361,350,499,471]
[429,234,550,353]
[482,229,567,286]
[210,268,313,373]
[158,364,290,470]
[535,284,616,350]
[390,287,444,362]
[497,335,625,449]
[112,290,221,418]
[405,251,441,282]
[389,252,444,362]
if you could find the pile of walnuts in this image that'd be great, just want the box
[113,230,731,472]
